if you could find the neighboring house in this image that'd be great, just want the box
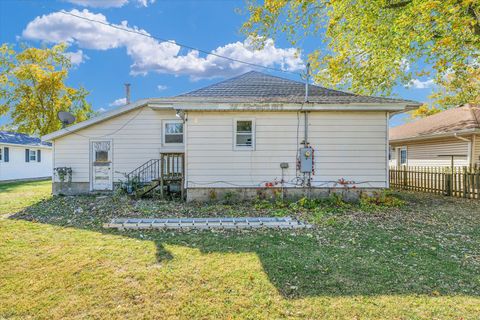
[0,131,52,181]
[43,71,420,200]
[390,104,480,168]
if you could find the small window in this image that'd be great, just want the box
[400,147,407,166]
[235,120,254,149]
[0,148,2,161]
[29,150,36,162]
[95,150,109,162]
[164,121,183,144]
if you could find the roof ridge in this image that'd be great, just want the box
[176,71,258,97]
[176,70,359,98]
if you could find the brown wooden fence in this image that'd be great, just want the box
[389,166,480,199]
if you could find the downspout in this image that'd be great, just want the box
[454,133,472,166]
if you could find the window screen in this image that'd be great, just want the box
[164,122,183,144]
[235,120,253,147]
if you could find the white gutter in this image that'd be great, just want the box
[174,103,409,112]
[0,142,52,149]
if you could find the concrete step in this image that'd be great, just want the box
[104,217,312,230]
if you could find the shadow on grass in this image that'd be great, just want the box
[10,194,480,299]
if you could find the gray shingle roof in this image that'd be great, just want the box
[0,131,52,147]
[173,71,420,105]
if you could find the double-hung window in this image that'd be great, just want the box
[163,120,184,145]
[29,150,37,162]
[234,119,254,149]
[399,147,407,166]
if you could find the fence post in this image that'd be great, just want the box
[445,167,452,196]
[402,167,407,190]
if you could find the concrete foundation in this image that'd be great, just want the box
[53,182,91,195]
[53,183,382,203]
[186,187,382,203]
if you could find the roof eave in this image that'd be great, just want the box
[174,102,414,112]
[42,99,173,141]
[0,142,52,148]
[389,128,480,144]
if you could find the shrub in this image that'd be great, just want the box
[223,191,237,204]
[360,191,406,211]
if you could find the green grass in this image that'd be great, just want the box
[0,179,51,216]
[1,181,480,319]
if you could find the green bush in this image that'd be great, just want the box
[359,191,406,211]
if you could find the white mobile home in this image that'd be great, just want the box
[43,72,420,200]
[0,131,52,181]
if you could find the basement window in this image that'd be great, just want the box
[164,120,184,145]
[234,119,254,149]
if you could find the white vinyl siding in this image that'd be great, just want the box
[186,111,388,189]
[473,134,480,166]
[52,107,181,183]
[390,138,470,167]
[0,144,52,181]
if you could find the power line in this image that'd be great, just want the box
[59,10,304,77]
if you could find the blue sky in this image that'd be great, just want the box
[0,0,436,127]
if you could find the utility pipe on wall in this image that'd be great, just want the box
[303,62,310,145]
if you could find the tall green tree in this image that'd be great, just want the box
[243,0,479,116]
[0,43,92,135]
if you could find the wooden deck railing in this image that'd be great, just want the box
[389,166,480,199]
[160,152,185,198]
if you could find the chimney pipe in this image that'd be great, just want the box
[125,83,131,104]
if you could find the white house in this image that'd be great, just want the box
[0,131,52,182]
[390,104,480,168]
[43,71,420,200]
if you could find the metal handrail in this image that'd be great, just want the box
[126,159,161,184]
[126,153,185,185]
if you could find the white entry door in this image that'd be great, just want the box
[91,140,113,191]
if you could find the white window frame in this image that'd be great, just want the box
[234,118,255,150]
[399,147,407,166]
[29,149,37,162]
[163,120,184,146]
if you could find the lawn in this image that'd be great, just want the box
[1,181,479,319]
[0,179,51,216]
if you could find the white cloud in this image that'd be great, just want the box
[22,9,304,79]
[157,85,168,91]
[408,78,435,89]
[109,97,126,107]
[400,58,410,72]
[64,0,154,8]
[63,49,88,65]
[97,107,107,113]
